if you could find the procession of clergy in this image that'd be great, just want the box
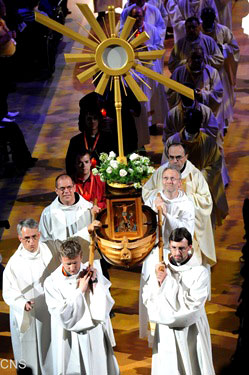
[2,0,239,374]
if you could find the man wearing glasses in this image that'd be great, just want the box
[39,173,101,244]
[143,142,217,267]
[2,218,60,373]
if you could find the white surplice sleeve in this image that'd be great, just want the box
[44,276,94,332]
[2,262,31,333]
[143,266,209,328]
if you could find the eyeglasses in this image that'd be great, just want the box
[168,155,184,161]
[163,177,179,182]
[57,185,74,192]
[22,235,38,242]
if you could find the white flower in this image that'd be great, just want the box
[129,153,140,161]
[106,167,113,174]
[100,174,106,182]
[92,168,98,175]
[99,152,108,161]
[108,151,116,159]
[134,182,141,189]
[110,160,119,169]
[148,166,155,174]
[119,169,127,177]
[128,168,134,174]
[136,167,143,173]
[142,157,150,164]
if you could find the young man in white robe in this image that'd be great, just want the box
[2,218,60,374]
[44,239,120,375]
[143,227,215,375]
[140,165,195,339]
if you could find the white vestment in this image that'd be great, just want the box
[2,242,60,374]
[168,32,224,73]
[44,261,119,375]
[120,21,168,147]
[202,22,240,127]
[167,0,219,42]
[142,255,215,375]
[142,160,216,266]
[39,193,92,242]
[140,189,195,338]
[214,0,232,29]
[167,64,224,129]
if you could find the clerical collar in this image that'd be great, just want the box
[58,193,79,206]
[182,102,195,110]
[180,162,186,173]
[169,253,192,266]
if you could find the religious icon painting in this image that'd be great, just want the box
[107,197,143,240]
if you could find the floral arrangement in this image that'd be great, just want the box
[92,151,155,189]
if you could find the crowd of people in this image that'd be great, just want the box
[0,0,241,374]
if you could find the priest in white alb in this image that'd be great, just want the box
[2,218,60,374]
[143,227,215,375]
[39,174,100,243]
[44,239,120,375]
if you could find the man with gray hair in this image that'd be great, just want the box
[44,238,119,375]
[2,218,60,374]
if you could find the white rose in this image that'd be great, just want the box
[134,182,141,189]
[142,157,150,164]
[109,151,116,159]
[148,166,155,174]
[110,160,119,169]
[129,153,140,161]
[92,168,98,175]
[119,169,127,177]
[106,167,113,174]
[99,153,108,161]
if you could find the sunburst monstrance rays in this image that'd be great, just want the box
[35,4,194,102]
[35,4,194,162]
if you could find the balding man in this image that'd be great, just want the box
[143,143,216,267]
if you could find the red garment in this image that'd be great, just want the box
[75,173,106,209]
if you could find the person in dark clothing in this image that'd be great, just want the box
[65,92,115,178]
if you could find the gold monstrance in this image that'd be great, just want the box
[35,4,194,267]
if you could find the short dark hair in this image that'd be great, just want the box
[185,16,200,25]
[169,227,192,246]
[201,7,216,21]
[59,239,82,259]
[55,174,73,188]
[167,142,187,156]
